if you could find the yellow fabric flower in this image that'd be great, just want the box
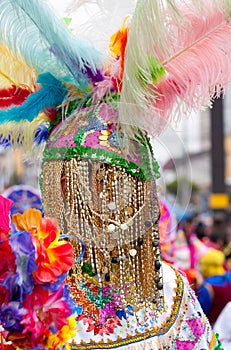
[46,316,76,349]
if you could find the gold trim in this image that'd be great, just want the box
[209,332,217,350]
[70,267,184,349]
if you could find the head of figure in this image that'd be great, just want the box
[198,248,225,279]
[40,101,164,312]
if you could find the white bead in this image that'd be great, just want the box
[129,249,137,257]
[108,224,116,232]
[112,232,119,239]
[120,223,128,230]
[108,202,116,210]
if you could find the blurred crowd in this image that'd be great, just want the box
[165,214,231,347]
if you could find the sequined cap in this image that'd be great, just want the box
[43,102,160,181]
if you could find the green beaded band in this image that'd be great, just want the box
[42,145,160,181]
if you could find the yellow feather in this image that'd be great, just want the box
[0,113,49,151]
[0,43,37,89]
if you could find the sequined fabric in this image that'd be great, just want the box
[69,263,219,349]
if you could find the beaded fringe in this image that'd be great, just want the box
[41,158,164,314]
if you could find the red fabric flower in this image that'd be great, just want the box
[12,209,74,284]
[77,314,121,336]
[0,230,16,288]
[6,330,33,349]
[21,285,72,342]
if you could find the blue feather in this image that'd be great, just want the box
[0,135,11,149]
[33,124,49,146]
[0,0,105,83]
[0,124,48,148]
[0,73,67,123]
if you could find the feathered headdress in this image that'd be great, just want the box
[119,0,231,137]
[0,0,230,150]
[0,0,105,150]
[0,1,231,348]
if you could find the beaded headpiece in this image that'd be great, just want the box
[41,100,164,314]
[1,0,231,346]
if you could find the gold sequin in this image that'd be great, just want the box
[98,135,109,141]
[101,130,111,136]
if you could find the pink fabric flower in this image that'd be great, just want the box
[21,284,72,342]
[0,195,13,233]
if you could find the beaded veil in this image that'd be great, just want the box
[1,0,231,348]
[41,100,165,324]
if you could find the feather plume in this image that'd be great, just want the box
[0,73,67,123]
[0,0,104,85]
[119,0,231,137]
[0,113,49,151]
[63,0,136,53]
[0,43,36,90]
[0,86,32,108]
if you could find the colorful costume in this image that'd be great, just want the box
[197,249,231,325]
[214,301,231,350]
[1,0,231,348]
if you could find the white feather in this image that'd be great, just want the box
[63,0,136,52]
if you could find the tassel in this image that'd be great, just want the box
[119,0,231,138]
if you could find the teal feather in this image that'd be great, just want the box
[0,73,67,123]
[0,0,104,85]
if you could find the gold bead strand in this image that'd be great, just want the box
[128,175,140,309]
[136,179,146,309]
[149,180,164,311]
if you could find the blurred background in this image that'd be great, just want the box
[1,0,231,226]
[2,1,231,339]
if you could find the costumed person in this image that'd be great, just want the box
[196,248,231,325]
[212,245,231,348]
[224,242,231,272]
[213,301,231,350]
[1,0,231,348]
[172,218,210,287]
[158,196,177,264]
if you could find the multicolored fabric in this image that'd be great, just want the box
[0,1,230,349]
[197,272,231,325]
[69,263,220,349]
[44,102,160,181]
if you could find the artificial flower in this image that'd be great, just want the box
[0,286,10,306]
[0,195,13,232]
[1,206,75,349]
[34,217,74,284]
[0,230,16,305]
[12,209,74,284]
[21,284,73,341]
[12,208,42,232]
[6,330,33,349]
[0,301,24,332]
[0,233,16,285]
[9,230,37,300]
[46,315,76,349]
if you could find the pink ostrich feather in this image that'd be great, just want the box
[156,4,231,118]
[119,0,231,137]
